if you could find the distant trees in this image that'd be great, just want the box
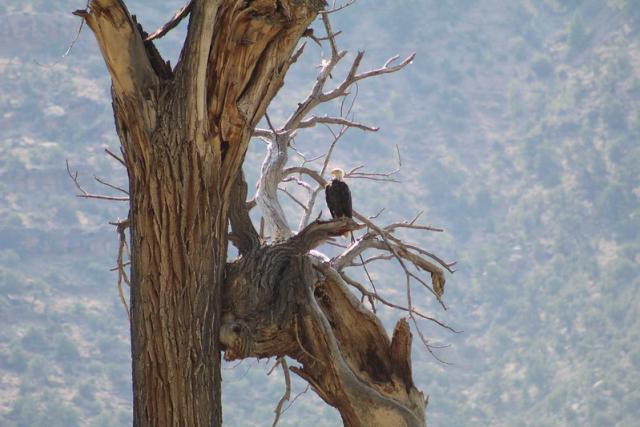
[531,53,553,78]
[613,0,640,30]
[567,12,588,55]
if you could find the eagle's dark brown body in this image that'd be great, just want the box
[325,179,352,219]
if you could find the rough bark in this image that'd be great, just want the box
[77,1,323,426]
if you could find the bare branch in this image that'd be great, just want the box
[340,271,376,312]
[319,125,349,177]
[337,218,448,301]
[278,187,309,212]
[255,129,293,241]
[356,53,416,82]
[281,384,310,415]
[345,144,402,182]
[38,9,86,68]
[409,210,424,225]
[298,115,379,132]
[369,208,385,219]
[403,243,457,273]
[310,30,342,42]
[282,176,314,193]
[282,13,352,132]
[270,357,291,427]
[410,315,452,365]
[292,151,326,167]
[340,273,460,333]
[66,160,129,202]
[290,218,362,253]
[349,254,394,266]
[109,218,131,321]
[94,176,129,195]
[320,52,415,104]
[104,148,126,168]
[323,0,357,14]
[328,267,457,332]
[145,0,193,42]
[282,164,324,188]
[254,128,274,139]
[320,9,339,57]
[289,41,307,65]
[385,222,444,233]
[265,112,278,134]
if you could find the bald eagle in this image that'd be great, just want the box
[325,168,352,219]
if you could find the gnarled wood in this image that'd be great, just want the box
[221,220,427,427]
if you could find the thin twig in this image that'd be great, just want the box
[38,6,87,68]
[66,160,129,201]
[351,213,453,356]
[104,148,127,168]
[323,0,357,14]
[278,187,309,212]
[298,115,378,132]
[145,0,194,42]
[385,223,444,233]
[339,272,456,332]
[364,209,383,220]
[281,384,310,414]
[282,176,314,193]
[109,218,131,321]
[349,254,394,266]
[321,11,339,58]
[95,176,129,195]
[271,357,291,427]
[289,41,307,66]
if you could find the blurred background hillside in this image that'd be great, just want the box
[1,0,639,426]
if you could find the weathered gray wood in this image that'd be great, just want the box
[256,132,293,241]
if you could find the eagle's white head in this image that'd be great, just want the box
[330,168,345,181]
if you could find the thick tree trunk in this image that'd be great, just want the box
[117,99,227,426]
[111,67,228,427]
[78,1,322,425]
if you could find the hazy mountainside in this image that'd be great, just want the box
[1,1,639,426]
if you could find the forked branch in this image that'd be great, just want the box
[66,160,129,202]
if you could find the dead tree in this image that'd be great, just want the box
[73,1,454,426]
